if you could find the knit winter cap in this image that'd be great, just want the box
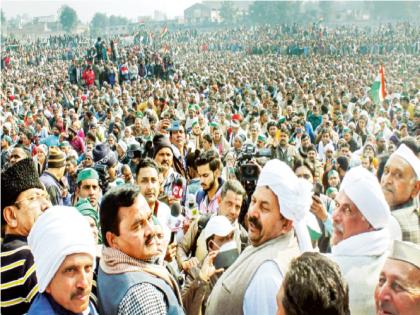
[93,143,117,167]
[153,134,172,158]
[1,158,44,212]
[47,147,65,168]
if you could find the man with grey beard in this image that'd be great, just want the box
[328,166,392,314]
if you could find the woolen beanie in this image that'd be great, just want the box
[153,134,172,158]
[47,147,65,168]
[93,143,109,162]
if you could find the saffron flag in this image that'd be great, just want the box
[371,65,386,104]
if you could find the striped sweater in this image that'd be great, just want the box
[1,235,38,315]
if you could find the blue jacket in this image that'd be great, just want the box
[28,293,98,315]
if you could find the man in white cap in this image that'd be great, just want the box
[206,159,313,315]
[27,206,98,314]
[329,166,391,314]
[374,240,420,315]
[381,144,420,243]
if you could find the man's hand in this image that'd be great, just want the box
[164,242,177,262]
[181,257,200,272]
[310,195,328,222]
[199,250,224,282]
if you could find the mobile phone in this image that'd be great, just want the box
[313,183,323,197]
[170,231,176,244]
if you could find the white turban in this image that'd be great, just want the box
[390,144,420,179]
[28,206,96,292]
[324,143,335,152]
[340,166,390,229]
[257,159,313,251]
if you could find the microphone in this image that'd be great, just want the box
[172,178,184,199]
[170,201,182,217]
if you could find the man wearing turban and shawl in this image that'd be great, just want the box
[329,166,392,314]
[206,159,313,315]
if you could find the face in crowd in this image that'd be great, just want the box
[107,194,158,260]
[374,257,420,315]
[381,155,420,209]
[155,148,173,174]
[247,186,292,247]
[332,191,372,245]
[46,253,94,313]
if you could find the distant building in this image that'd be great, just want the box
[6,14,87,38]
[184,1,251,25]
[154,10,167,22]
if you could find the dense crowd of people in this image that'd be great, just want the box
[1,22,419,315]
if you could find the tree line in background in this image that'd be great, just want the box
[1,1,419,34]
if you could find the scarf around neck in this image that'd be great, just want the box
[332,228,390,257]
[100,247,182,302]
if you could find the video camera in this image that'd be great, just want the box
[235,143,272,226]
[235,143,272,182]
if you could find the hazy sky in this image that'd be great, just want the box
[1,0,200,22]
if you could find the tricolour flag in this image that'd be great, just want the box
[160,24,168,39]
[371,65,386,104]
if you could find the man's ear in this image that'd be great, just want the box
[214,168,221,179]
[280,217,293,234]
[106,231,118,249]
[411,180,420,200]
[3,206,18,228]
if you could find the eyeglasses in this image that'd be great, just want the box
[335,203,356,217]
[14,191,51,206]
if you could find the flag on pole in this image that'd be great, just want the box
[160,24,168,39]
[371,65,386,104]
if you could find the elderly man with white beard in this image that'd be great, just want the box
[328,166,392,315]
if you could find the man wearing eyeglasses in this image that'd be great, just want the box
[1,158,52,315]
[328,166,392,315]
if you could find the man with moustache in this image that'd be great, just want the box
[136,158,172,244]
[374,240,420,315]
[153,134,186,204]
[97,185,184,315]
[67,126,85,156]
[27,206,98,314]
[271,127,298,168]
[206,159,313,315]
[195,150,223,215]
[177,179,247,273]
[329,166,391,314]
[380,144,420,243]
[168,121,189,180]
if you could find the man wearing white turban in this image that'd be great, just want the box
[329,166,391,315]
[27,206,98,314]
[206,159,313,315]
[381,143,420,243]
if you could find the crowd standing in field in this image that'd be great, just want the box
[1,22,420,315]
